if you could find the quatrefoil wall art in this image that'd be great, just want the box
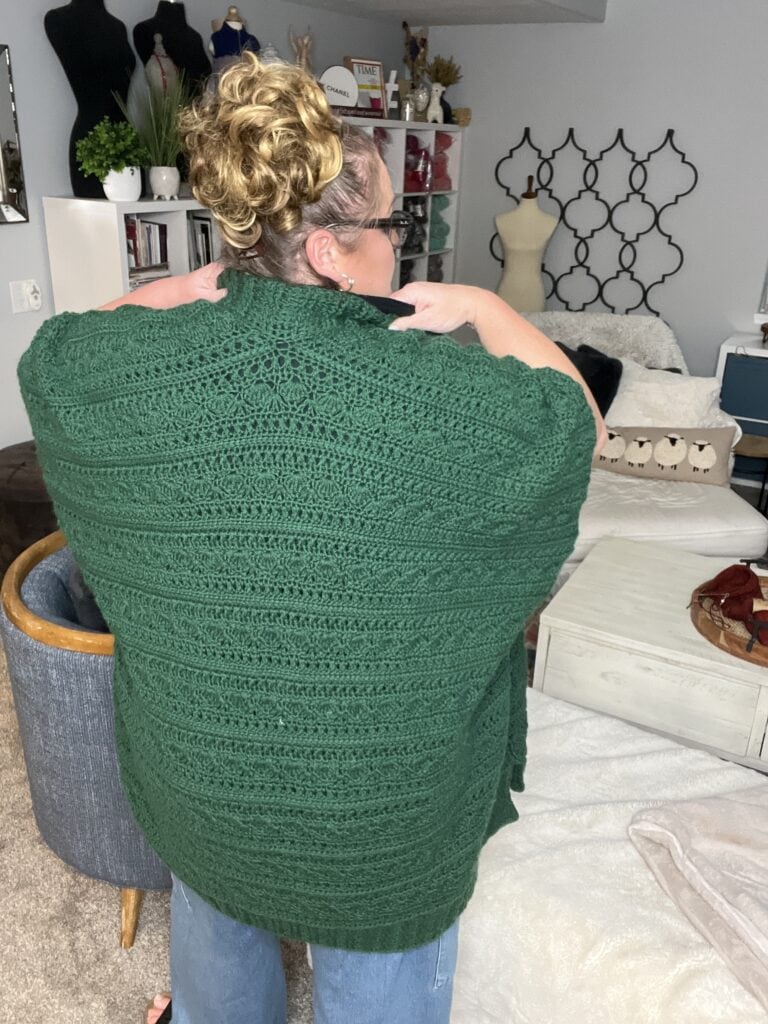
[490,128,699,315]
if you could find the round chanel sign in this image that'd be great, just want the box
[319,65,358,107]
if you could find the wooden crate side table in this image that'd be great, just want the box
[531,538,768,770]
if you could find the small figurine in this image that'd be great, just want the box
[425,54,462,125]
[385,69,399,112]
[289,27,313,74]
[426,83,445,124]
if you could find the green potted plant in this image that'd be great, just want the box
[116,74,191,200]
[75,117,148,201]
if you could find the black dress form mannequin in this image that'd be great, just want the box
[133,2,211,92]
[44,0,136,198]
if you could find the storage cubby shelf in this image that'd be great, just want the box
[44,117,463,311]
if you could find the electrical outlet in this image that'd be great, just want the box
[10,279,42,314]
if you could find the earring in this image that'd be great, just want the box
[338,272,355,292]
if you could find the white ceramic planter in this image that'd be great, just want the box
[149,166,181,200]
[102,166,142,202]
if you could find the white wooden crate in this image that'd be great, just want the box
[532,538,768,769]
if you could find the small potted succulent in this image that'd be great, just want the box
[76,117,148,201]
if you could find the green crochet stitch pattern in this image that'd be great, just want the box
[18,270,594,952]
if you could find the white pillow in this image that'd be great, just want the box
[606,359,722,428]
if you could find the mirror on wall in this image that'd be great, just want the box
[0,45,28,223]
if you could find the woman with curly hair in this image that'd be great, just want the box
[19,55,603,1024]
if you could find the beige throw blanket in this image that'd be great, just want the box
[628,787,768,1010]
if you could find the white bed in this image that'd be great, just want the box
[523,311,768,589]
[565,471,768,571]
[453,690,768,1024]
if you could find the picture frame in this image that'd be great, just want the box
[343,57,386,118]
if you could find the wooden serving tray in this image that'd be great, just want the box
[690,577,768,669]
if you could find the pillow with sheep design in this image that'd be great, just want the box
[593,425,736,486]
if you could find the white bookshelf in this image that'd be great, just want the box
[42,197,221,313]
[43,117,463,313]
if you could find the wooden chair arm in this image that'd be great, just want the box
[1,530,114,655]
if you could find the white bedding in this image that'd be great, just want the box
[452,690,768,1024]
[563,471,768,575]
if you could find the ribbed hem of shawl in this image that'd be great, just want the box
[170,878,473,953]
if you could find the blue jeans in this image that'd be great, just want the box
[169,876,459,1024]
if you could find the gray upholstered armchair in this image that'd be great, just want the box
[0,531,170,947]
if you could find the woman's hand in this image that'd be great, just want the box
[99,262,227,311]
[179,262,229,305]
[388,282,483,334]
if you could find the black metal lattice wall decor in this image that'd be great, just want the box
[491,128,699,315]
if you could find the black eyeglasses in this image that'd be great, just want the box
[330,211,415,250]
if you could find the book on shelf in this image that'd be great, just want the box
[188,212,214,269]
[125,216,138,268]
[128,267,171,291]
[124,215,168,270]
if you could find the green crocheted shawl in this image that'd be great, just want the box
[19,271,594,951]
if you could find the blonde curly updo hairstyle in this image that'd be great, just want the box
[179,54,383,286]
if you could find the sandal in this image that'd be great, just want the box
[146,994,172,1024]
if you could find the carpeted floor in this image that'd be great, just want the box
[0,647,313,1024]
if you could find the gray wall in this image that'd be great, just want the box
[0,1,401,447]
[431,0,768,376]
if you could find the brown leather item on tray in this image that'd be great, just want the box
[691,563,768,666]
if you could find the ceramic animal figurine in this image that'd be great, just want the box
[426,82,445,124]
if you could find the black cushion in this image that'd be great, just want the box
[67,565,109,632]
[555,342,623,415]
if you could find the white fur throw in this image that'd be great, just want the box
[629,787,768,1012]
[524,311,688,372]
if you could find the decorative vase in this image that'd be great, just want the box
[410,79,430,121]
[259,43,285,64]
[149,165,181,200]
[102,166,141,201]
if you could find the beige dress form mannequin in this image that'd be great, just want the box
[496,176,558,312]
